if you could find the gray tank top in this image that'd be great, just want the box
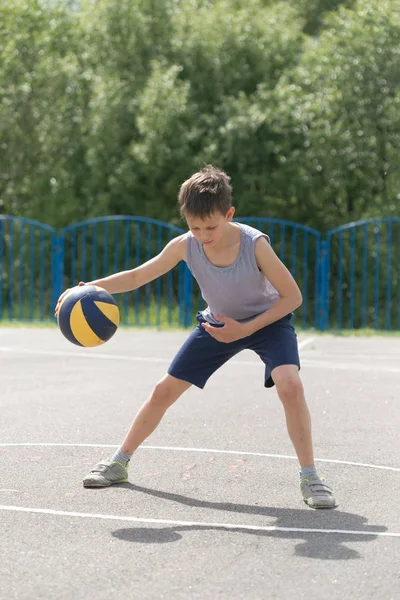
[185,222,280,324]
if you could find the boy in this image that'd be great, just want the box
[55,165,337,509]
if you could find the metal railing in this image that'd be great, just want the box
[1,214,399,330]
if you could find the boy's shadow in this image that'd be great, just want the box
[110,483,387,560]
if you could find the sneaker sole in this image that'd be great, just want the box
[83,478,129,488]
[303,499,339,509]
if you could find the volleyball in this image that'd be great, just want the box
[57,285,120,347]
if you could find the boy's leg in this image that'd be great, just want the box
[249,315,337,508]
[270,365,313,467]
[272,364,337,509]
[120,374,192,454]
[83,374,191,488]
[83,316,242,489]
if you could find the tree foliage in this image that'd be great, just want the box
[1,0,399,229]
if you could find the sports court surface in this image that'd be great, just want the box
[1,327,400,600]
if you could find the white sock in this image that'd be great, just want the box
[110,449,132,467]
[299,465,318,480]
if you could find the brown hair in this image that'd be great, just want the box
[178,165,232,219]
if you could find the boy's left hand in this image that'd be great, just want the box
[201,315,251,343]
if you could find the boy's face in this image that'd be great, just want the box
[186,208,235,246]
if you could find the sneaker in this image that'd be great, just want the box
[83,460,129,488]
[300,475,338,509]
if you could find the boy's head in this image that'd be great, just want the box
[178,165,233,220]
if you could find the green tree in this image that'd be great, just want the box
[0,0,97,226]
[170,0,304,217]
[77,0,303,224]
[266,0,400,229]
[297,0,356,35]
[76,0,178,221]
[2,0,399,231]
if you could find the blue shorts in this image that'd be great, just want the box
[168,313,300,389]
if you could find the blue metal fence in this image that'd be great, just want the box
[0,214,399,330]
[326,218,400,330]
[237,218,322,330]
[0,216,57,321]
[59,216,190,327]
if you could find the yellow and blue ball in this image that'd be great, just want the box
[58,285,120,347]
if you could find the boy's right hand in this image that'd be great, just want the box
[54,282,85,318]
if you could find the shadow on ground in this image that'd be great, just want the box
[109,483,387,560]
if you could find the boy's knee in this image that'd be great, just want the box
[149,376,188,408]
[275,373,303,404]
[150,380,174,405]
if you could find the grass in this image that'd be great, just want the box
[314,328,400,337]
[0,320,57,328]
[1,299,399,334]
[1,319,399,336]
[0,299,186,330]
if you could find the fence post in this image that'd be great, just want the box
[183,264,193,328]
[51,233,65,317]
[318,239,329,330]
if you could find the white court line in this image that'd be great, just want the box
[0,346,169,364]
[297,337,315,350]
[0,505,398,538]
[301,353,400,362]
[299,360,400,374]
[2,346,400,373]
[1,443,400,473]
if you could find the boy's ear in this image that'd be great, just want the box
[226,207,235,221]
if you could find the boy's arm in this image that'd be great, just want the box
[244,237,303,335]
[85,234,186,293]
[55,234,186,314]
[201,236,302,342]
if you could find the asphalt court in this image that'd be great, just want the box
[1,327,400,600]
